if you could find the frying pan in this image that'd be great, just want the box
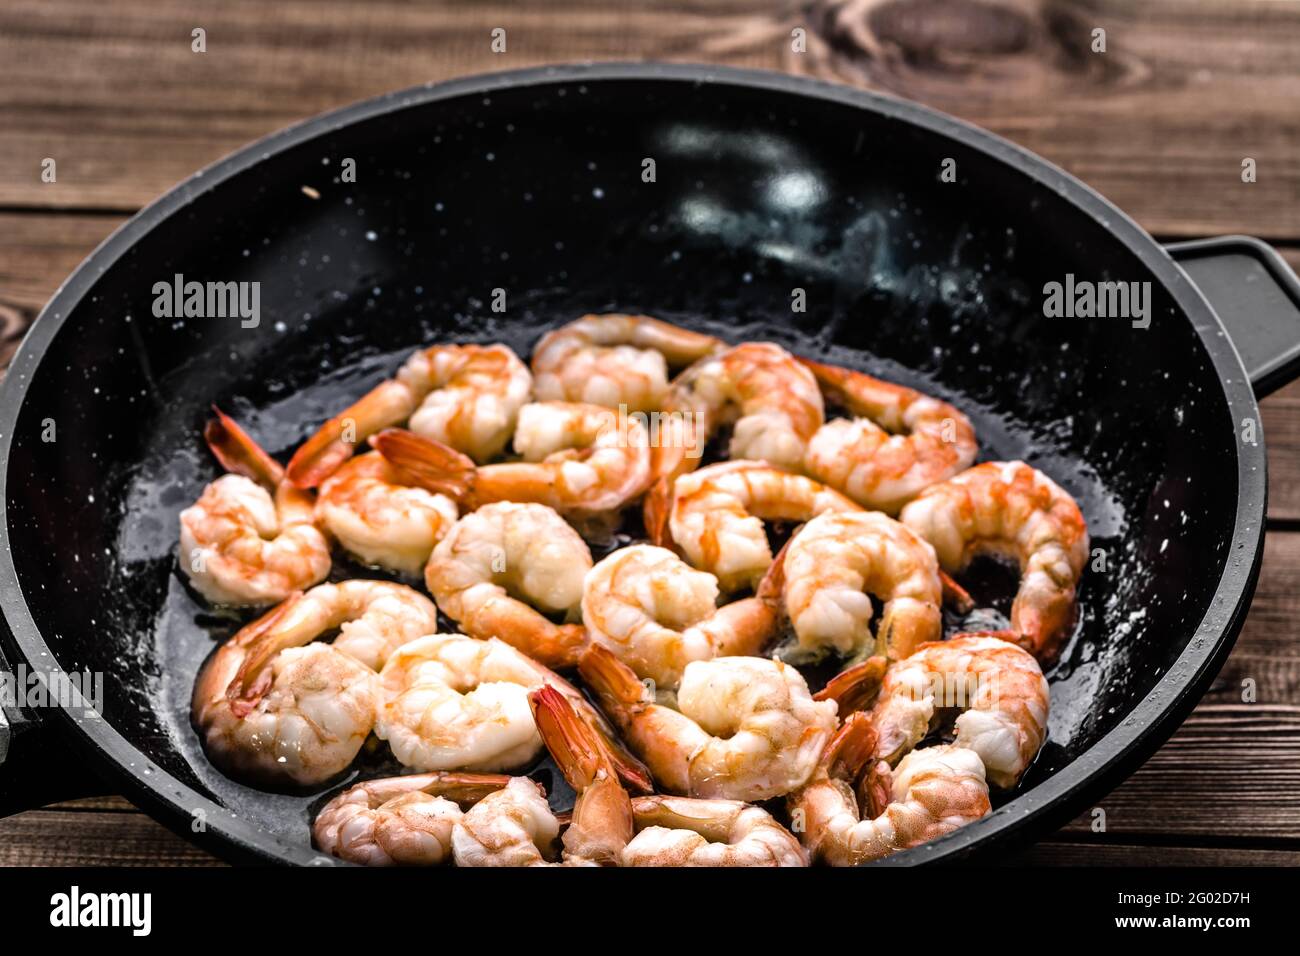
[2,63,1299,866]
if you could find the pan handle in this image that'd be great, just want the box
[1165,236,1300,398]
[0,632,111,817]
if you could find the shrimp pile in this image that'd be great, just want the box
[179,311,1087,865]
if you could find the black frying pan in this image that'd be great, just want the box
[3,64,1300,866]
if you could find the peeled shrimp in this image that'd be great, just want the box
[316,442,459,575]
[778,510,943,663]
[645,460,859,593]
[623,796,807,867]
[287,343,532,486]
[800,357,978,515]
[655,342,824,482]
[424,502,593,668]
[788,713,991,865]
[899,461,1089,661]
[191,602,379,788]
[180,409,331,606]
[861,635,1050,789]
[531,313,723,412]
[374,400,652,519]
[580,645,837,801]
[235,579,441,672]
[313,772,512,866]
[375,633,651,794]
[451,776,563,867]
[581,544,781,689]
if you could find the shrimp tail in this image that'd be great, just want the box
[370,428,476,502]
[529,686,634,864]
[696,537,788,659]
[578,644,649,719]
[642,477,676,549]
[224,592,308,704]
[286,379,417,488]
[757,535,791,605]
[820,712,879,780]
[530,685,614,790]
[814,713,893,819]
[204,407,285,489]
[502,623,589,672]
[857,760,894,818]
[940,570,976,613]
[597,730,655,795]
[813,655,888,715]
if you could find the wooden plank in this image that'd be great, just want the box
[46,795,140,813]
[1201,531,1300,708]
[0,809,223,866]
[1057,705,1300,840]
[1,1,1299,239]
[0,211,124,367]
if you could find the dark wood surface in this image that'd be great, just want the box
[2,0,1299,866]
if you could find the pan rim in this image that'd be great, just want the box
[0,61,1265,866]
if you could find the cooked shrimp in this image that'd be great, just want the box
[375,633,651,793]
[286,343,532,486]
[654,342,825,483]
[451,776,563,867]
[645,460,859,593]
[624,796,806,867]
[234,579,440,672]
[373,400,652,520]
[778,510,943,663]
[191,601,379,787]
[530,685,635,865]
[580,645,837,801]
[531,313,723,412]
[857,635,1050,789]
[788,713,991,865]
[313,772,512,866]
[800,357,978,515]
[424,502,593,668]
[316,441,460,575]
[581,544,781,689]
[899,461,1089,661]
[180,408,331,606]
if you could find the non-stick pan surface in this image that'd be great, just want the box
[0,64,1269,864]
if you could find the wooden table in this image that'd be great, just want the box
[1,0,1298,866]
